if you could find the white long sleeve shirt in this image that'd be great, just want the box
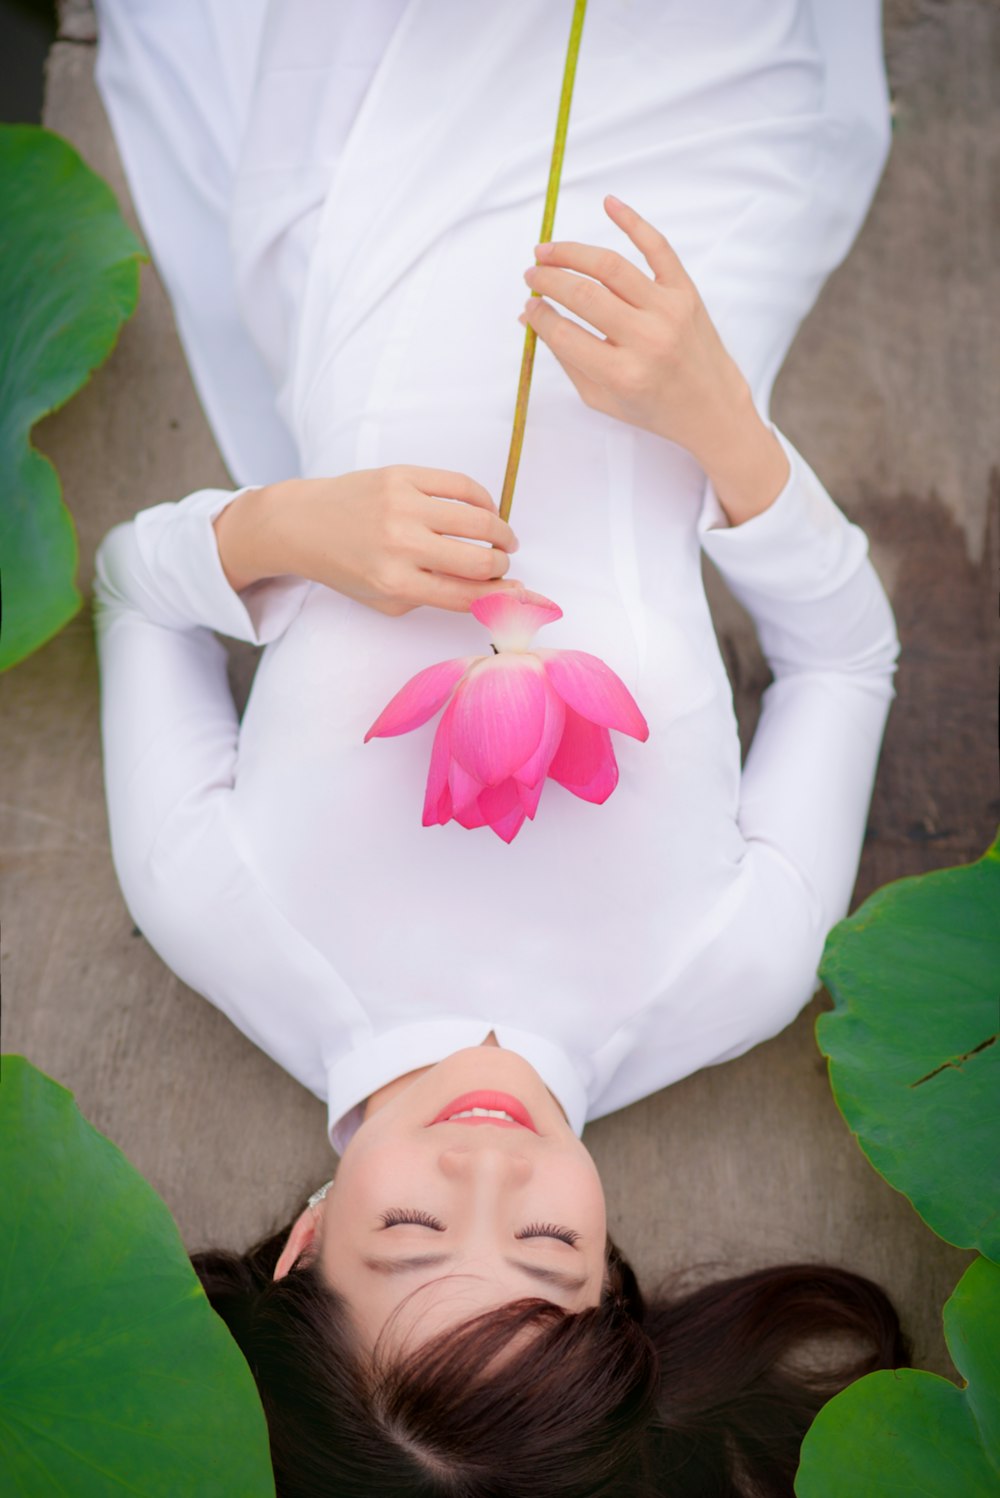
[93,0,898,1151]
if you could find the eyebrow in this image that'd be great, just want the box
[362,1253,588,1295]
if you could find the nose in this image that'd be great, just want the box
[437,1143,532,1187]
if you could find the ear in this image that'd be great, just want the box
[273,1203,322,1281]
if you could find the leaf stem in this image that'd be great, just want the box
[499,0,588,525]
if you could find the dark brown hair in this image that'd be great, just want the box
[192,1214,907,1497]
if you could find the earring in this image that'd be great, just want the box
[308,1180,333,1211]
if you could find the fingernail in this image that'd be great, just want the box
[517,312,527,326]
[534,242,553,258]
[606,193,625,210]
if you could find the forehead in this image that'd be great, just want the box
[360,1267,577,1357]
[328,1248,605,1354]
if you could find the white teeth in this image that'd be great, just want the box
[447,1107,518,1122]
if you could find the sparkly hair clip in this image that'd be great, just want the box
[307,1179,333,1211]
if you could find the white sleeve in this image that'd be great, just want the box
[588,427,899,1120]
[698,422,899,927]
[94,488,310,857]
[93,0,300,485]
[93,491,352,1103]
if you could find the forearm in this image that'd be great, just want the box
[707,431,898,945]
[700,428,899,680]
[212,478,305,591]
[94,488,311,645]
[211,465,521,617]
[692,377,792,527]
[95,492,311,941]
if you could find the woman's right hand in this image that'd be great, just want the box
[213,464,521,615]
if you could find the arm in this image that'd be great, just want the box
[94,488,341,1100]
[526,197,897,1115]
[700,424,899,924]
[94,486,311,871]
[524,193,898,921]
[94,468,520,1101]
[588,435,898,1122]
[211,465,518,611]
[95,465,520,863]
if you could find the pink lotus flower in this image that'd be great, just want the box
[364,590,649,843]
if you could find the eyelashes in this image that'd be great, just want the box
[518,1222,581,1246]
[379,1208,444,1231]
[378,1208,579,1245]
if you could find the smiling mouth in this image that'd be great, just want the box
[430,1091,537,1132]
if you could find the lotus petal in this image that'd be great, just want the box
[540,649,649,740]
[371,593,646,838]
[476,778,529,842]
[453,795,490,830]
[515,775,545,818]
[490,805,528,844]
[433,784,453,824]
[547,708,620,804]
[478,777,522,825]
[422,698,458,825]
[448,759,484,816]
[515,682,566,788]
[366,656,475,741]
[472,589,562,651]
[450,655,548,783]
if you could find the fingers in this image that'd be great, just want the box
[531,198,692,295]
[531,238,655,312]
[523,261,641,343]
[401,464,497,513]
[427,535,512,583]
[520,293,628,388]
[412,573,523,614]
[601,193,692,287]
[362,466,519,616]
[422,493,518,553]
[367,566,518,616]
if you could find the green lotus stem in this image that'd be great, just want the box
[499,0,587,525]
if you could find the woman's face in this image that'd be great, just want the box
[294,1047,607,1354]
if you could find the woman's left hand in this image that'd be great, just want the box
[520,194,753,470]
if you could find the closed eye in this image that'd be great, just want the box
[515,1222,580,1246]
[379,1208,445,1231]
[378,1212,579,1245]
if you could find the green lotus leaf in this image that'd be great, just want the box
[0,1056,275,1496]
[817,832,1000,1259]
[0,124,145,671]
[795,1256,1000,1496]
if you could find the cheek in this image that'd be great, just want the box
[581,1169,608,1238]
[328,1139,433,1221]
[320,1145,426,1282]
[551,1149,607,1238]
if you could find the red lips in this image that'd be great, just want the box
[430,1090,538,1132]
